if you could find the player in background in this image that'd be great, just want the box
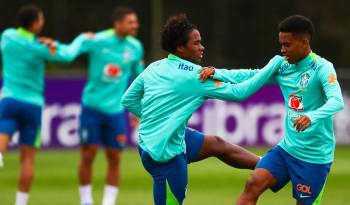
[201,15,345,205]
[0,4,84,205]
[121,14,284,205]
[69,8,145,205]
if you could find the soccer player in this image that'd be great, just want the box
[72,8,144,205]
[0,4,84,205]
[121,14,284,205]
[202,15,344,205]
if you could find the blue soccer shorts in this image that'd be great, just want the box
[0,98,42,148]
[256,145,331,205]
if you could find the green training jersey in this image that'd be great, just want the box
[0,27,82,106]
[75,29,144,114]
[214,52,344,164]
[122,54,283,162]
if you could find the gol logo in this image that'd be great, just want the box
[296,184,312,194]
[104,64,122,77]
[116,135,126,144]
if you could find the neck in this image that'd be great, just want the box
[174,52,195,63]
[298,47,312,62]
[115,29,127,39]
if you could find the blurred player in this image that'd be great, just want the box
[72,8,144,205]
[121,14,284,205]
[0,4,83,205]
[201,15,344,205]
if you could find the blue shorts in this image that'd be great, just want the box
[0,98,42,148]
[256,146,331,205]
[79,106,127,149]
[139,128,205,205]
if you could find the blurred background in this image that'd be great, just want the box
[0,1,349,205]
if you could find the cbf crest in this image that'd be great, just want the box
[300,72,310,88]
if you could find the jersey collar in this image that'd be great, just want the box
[167,53,197,66]
[16,27,35,41]
[296,52,318,69]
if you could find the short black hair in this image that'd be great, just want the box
[112,7,136,22]
[161,14,197,53]
[16,4,42,29]
[278,15,314,39]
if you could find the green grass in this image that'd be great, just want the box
[1,147,350,205]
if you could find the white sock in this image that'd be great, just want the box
[0,152,3,168]
[79,185,93,205]
[102,185,119,205]
[15,192,29,205]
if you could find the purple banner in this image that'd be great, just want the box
[2,78,349,148]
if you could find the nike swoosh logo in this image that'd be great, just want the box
[300,194,312,198]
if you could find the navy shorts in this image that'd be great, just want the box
[0,98,42,148]
[139,128,205,205]
[256,146,331,205]
[79,106,127,149]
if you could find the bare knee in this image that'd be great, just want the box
[208,136,227,156]
[105,148,121,166]
[80,146,97,165]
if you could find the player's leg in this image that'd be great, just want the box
[236,168,277,205]
[78,106,101,205]
[16,100,42,205]
[78,145,98,205]
[101,111,127,205]
[236,146,290,205]
[0,134,10,168]
[184,128,259,169]
[285,150,331,205]
[17,145,37,201]
[0,98,19,168]
[103,148,122,205]
[139,148,188,205]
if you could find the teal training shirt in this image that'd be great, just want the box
[122,54,283,162]
[214,52,344,164]
[1,27,83,106]
[75,29,144,114]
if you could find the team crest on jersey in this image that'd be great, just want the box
[288,94,304,111]
[300,73,310,87]
[104,64,122,78]
[123,49,131,63]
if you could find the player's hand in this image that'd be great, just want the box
[37,37,57,48]
[199,66,215,82]
[293,115,311,132]
[84,32,95,39]
[130,114,140,128]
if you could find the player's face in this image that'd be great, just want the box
[178,29,205,63]
[115,13,139,37]
[31,12,45,34]
[279,32,308,64]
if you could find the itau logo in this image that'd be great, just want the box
[104,64,122,78]
[288,94,304,111]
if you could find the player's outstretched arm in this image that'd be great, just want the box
[305,64,345,124]
[34,33,93,63]
[121,74,144,118]
[200,55,283,101]
[200,67,259,83]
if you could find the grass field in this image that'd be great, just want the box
[1,147,349,205]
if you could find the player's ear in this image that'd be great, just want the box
[176,45,186,54]
[302,36,310,48]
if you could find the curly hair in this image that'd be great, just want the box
[16,4,42,29]
[161,14,197,53]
